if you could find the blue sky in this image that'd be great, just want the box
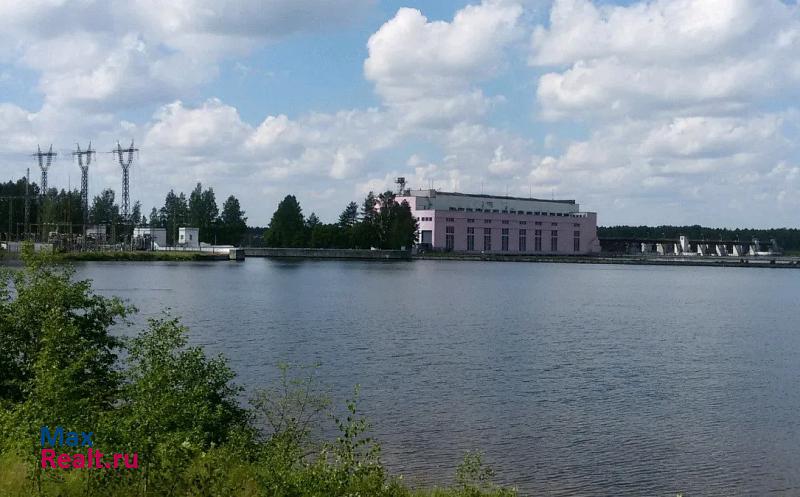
[0,0,798,227]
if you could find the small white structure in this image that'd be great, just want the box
[679,235,690,254]
[178,227,200,248]
[133,227,167,248]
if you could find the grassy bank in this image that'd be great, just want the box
[0,247,516,497]
[55,250,228,262]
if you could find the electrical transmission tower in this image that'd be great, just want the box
[33,145,57,194]
[73,142,95,225]
[112,140,138,221]
[25,168,30,237]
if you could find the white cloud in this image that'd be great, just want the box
[525,0,800,226]
[0,104,37,153]
[365,1,522,127]
[531,0,800,120]
[0,0,375,111]
[134,99,404,220]
[146,99,251,153]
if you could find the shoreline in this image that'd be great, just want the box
[0,250,229,263]
[415,252,800,268]
[3,248,799,268]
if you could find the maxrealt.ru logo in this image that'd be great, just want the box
[40,426,138,469]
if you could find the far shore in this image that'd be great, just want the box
[3,247,799,269]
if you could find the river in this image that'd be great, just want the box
[73,259,800,496]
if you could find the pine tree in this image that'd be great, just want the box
[219,195,247,245]
[338,201,359,227]
[265,195,305,247]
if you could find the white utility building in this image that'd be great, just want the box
[178,227,200,248]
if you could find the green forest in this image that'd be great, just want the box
[263,191,418,251]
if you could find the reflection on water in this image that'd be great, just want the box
[75,259,800,496]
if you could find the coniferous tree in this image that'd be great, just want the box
[338,202,359,227]
[265,195,305,247]
[131,201,142,226]
[89,189,120,225]
[218,195,247,245]
[188,183,219,243]
[160,190,189,245]
[148,207,161,227]
[361,192,377,222]
[305,212,320,230]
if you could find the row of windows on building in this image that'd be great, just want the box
[446,227,581,252]
[445,206,580,217]
[439,217,581,228]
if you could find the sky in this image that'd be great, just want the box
[0,0,798,228]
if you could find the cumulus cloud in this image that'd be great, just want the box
[365,0,522,127]
[526,0,800,225]
[134,99,406,219]
[0,0,374,111]
[531,0,800,120]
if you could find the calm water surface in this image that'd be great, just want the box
[74,259,800,496]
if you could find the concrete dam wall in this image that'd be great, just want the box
[243,248,411,260]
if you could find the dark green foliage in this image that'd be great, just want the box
[361,191,377,222]
[0,247,129,407]
[89,189,120,225]
[598,225,800,251]
[373,191,418,249]
[455,452,515,497]
[0,178,89,241]
[265,195,306,247]
[108,315,246,491]
[263,192,417,250]
[0,247,130,455]
[148,207,160,228]
[131,201,143,226]
[160,190,190,245]
[338,201,359,228]
[219,195,248,245]
[188,183,219,243]
[150,187,246,246]
[118,316,244,450]
[0,178,38,240]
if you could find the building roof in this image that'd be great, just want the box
[405,189,576,205]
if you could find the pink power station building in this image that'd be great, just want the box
[395,189,600,255]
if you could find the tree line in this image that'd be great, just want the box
[144,183,248,246]
[0,179,83,240]
[598,225,800,252]
[0,177,248,246]
[264,191,418,250]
